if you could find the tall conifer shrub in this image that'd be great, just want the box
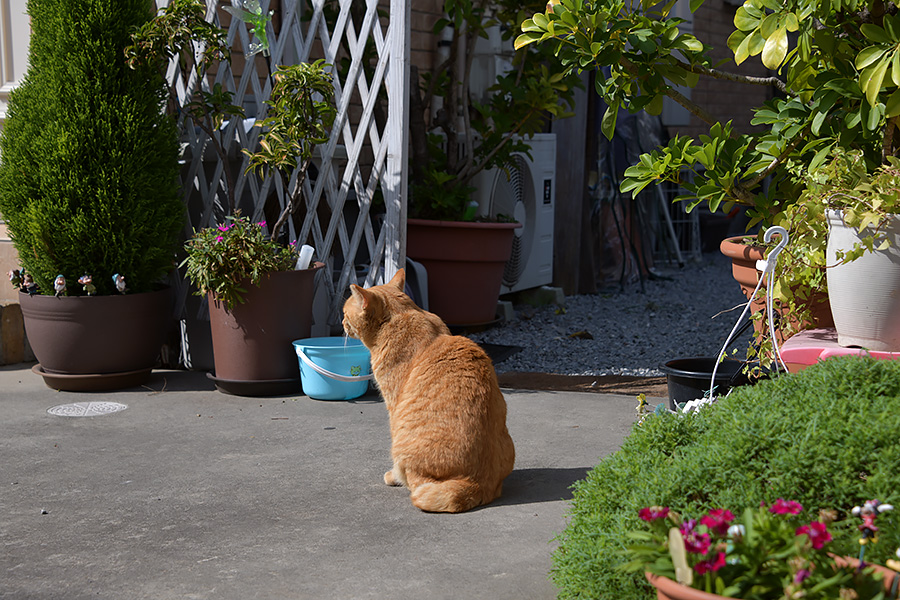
[0,0,183,296]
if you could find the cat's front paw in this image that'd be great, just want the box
[384,469,402,486]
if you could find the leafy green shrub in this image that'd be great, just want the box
[0,0,182,296]
[552,356,900,599]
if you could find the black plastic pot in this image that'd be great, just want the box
[659,357,751,411]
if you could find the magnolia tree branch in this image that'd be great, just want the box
[674,59,788,94]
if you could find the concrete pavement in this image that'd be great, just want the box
[1,363,649,600]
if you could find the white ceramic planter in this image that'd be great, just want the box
[826,209,900,350]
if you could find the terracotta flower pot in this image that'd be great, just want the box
[647,557,899,600]
[406,218,521,326]
[719,235,833,342]
[20,286,174,391]
[207,264,323,395]
[645,573,727,600]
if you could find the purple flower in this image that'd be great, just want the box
[770,499,804,515]
[796,521,832,549]
[680,519,712,555]
[638,507,670,522]
[700,509,735,536]
[794,569,811,584]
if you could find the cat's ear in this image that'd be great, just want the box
[349,284,370,309]
[388,269,406,291]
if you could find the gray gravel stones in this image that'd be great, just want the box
[470,253,755,376]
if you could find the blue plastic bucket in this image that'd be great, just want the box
[292,337,372,400]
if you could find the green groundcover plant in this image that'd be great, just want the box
[552,356,900,599]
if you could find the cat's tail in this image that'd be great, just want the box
[409,478,487,513]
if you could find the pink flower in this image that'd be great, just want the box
[218,224,231,232]
[796,521,832,549]
[257,220,266,227]
[215,235,224,242]
[693,552,726,574]
[638,507,670,521]
[770,499,804,515]
[794,569,811,584]
[700,509,735,536]
[680,519,712,555]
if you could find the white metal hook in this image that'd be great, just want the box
[762,226,789,268]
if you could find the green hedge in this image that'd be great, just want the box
[552,356,900,599]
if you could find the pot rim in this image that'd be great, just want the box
[645,572,729,600]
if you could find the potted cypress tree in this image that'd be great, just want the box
[0,0,184,391]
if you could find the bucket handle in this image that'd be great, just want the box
[295,347,374,382]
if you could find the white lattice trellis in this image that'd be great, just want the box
[159,0,408,348]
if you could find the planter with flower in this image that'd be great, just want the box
[182,60,335,396]
[405,0,578,326]
[517,0,900,368]
[0,0,185,391]
[622,500,896,600]
[182,212,323,395]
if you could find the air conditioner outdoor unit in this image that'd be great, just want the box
[473,133,556,294]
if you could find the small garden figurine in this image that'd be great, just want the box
[78,274,96,296]
[112,273,127,294]
[22,273,37,296]
[53,275,66,297]
[852,499,894,565]
[8,268,22,290]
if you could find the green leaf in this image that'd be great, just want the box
[601,102,619,140]
[886,88,900,117]
[811,110,827,135]
[728,29,748,60]
[733,30,752,64]
[689,0,705,12]
[784,12,799,32]
[861,59,889,106]
[856,45,887,70]
[886,13,900,39]
[514,32,541,50]
[761,27,787,69]
[748,30,767,56]
[808,143,833,173]
[893,50,900,86]
[759,13,779,38]
[733,6,759,31]
[861,23,891,44]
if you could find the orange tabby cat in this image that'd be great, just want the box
[342,269,515,513]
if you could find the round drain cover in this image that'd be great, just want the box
[47,402,128,417]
